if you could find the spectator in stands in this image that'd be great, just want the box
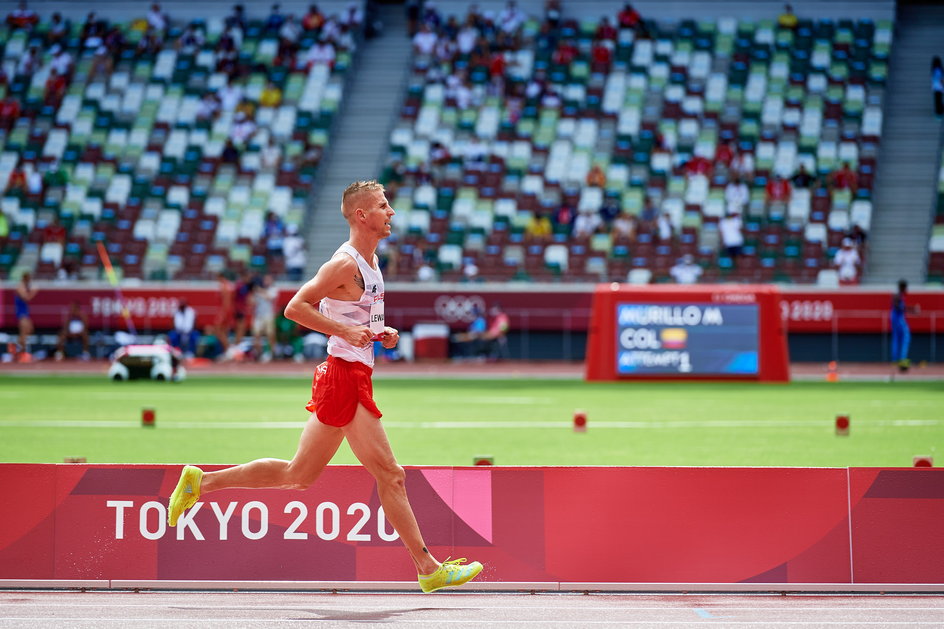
[526,210,553,241]
[6,165,27,195]
[600,197,620,225]
[266,3,286,33]
[639,197,659,232]
[933,56,944,118]
[17,45,41,76]
[464,136,488,170]
[765,174,792,204]
[416,260,437,282]
[14,272,37,361]
[283,224,307,282]
[412,23,438,57]
[730,149,754,179]
[833,237,861,285]
[405,0,421,36]
[279,14,301,49]
[461,261,481,283]
[670,254,703,285]
[264,211,285,257]
[43,217,67,245]
[260,82,283,108]
[44,69,68,106]
[611,211,636,241]
[251,274,279,362]
[847,223,868,247]
[586,164,607,188]
[227,3,247,32]
[657,211,673,242]
[544,0,562,28]
[715,141,735,168]
[216,82,243,113]
[596,17,618,41]
[230,111,257,147]
[590,39,615,74]
[778,4,798,31]
[48,44,73,77]
[169,300,199,359]
[725,176,749,215]
[197,91,221,122]
[24,163,42,197]
[6,1,38,31]
[342,2,364,30]
[0,209,9,239]
[43,160,68,192]
[146,3,169,35]
[498,0,527,41]
[719,209,744,261]
[178,23,206,55]
[304,36,336,69]
[216,31,240,75]
[829,162,858,194]
[573,208,602,239]
[303,4,325,32]
[618,3,649,38]
[791,163,815,189]
[221,138,240,164]
[890,279,918,372]
[683,154,713,179]
[47,12,69,45]
[554,204,575,231]
[457,19,479,56]
[0,97,21,132]
[260,137,282,172]
[421,1,442,30]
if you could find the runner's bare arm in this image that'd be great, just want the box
[284,255,374,347]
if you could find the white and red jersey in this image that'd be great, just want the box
[319,243,385,367]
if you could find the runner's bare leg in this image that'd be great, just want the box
[200,415,344,492]
[342,403,439,574]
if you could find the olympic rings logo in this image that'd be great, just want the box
[434,295,487,323]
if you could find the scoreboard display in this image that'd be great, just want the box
[586,285,789,382]
[616,303,759,375]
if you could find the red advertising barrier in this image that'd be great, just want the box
[4,284,941,334]
[0,464,941,585]
[585,284,790,381]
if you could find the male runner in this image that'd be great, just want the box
[168,180,482,593]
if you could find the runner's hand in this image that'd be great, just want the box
[380,327,399,349]
[341,325,374,348]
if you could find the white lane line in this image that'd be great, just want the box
[1,618,941,626]
[0,419,939,430]
[3,603,943,612]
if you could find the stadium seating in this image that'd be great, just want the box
[381,8,889,284]
[0,8,353,281]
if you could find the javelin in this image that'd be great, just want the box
[96,241,137,336]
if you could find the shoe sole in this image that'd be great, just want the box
[168,466,201,526]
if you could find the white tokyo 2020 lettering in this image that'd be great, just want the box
[106,500,399,542]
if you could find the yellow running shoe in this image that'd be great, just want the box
[168,465,203,526]
[418,557,483,593]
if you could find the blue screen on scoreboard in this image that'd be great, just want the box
[615,303,759,375]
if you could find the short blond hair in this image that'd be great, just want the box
[341,180,385,220]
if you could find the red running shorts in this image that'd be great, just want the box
[305,355,382,427]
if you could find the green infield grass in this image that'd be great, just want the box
[1,375,941,467]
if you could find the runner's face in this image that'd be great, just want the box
[362,190,395,237]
